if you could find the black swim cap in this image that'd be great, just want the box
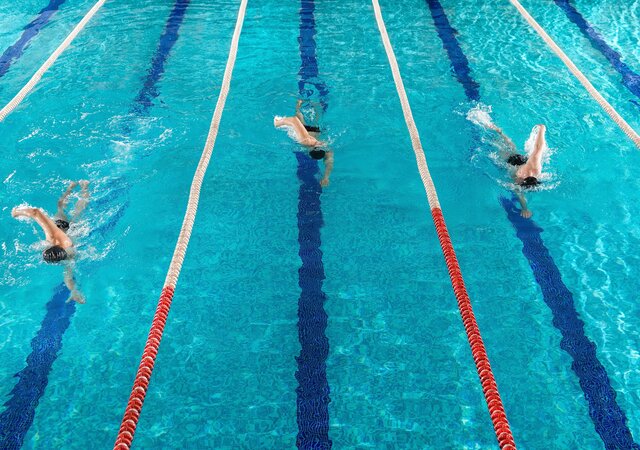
[520,176,540,188]
[309,149,326,160]
[55,219,70,232]
[43,245,68,263]
[507,154,528,166]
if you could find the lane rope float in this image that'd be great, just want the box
[370,0,516,448]
[113,0,248,448]
[507,0,640,149]
[0,0,107,122]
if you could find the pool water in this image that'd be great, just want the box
[1,0,640,448]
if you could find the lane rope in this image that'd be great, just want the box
[506,0,640,149]
[0,0,107,122]
[113,0,248,448]
[370,0,516,448]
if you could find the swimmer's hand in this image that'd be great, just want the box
[67,290,86,304]
[520,209,532,219]
[320,177,330,188]
[11,207,35,219]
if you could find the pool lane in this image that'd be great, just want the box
[426,0,479,102]
[0,0,66,79]
[0,285,74,450]
[132,0,190,115]
[0,2,191,447]
[501,197,639,450]
[551,0,640,106]
[295,0,332,448]
[424,0,639,448]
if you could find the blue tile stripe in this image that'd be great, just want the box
[298,0,330,113]
[0,3,190,448]
[552,0,640,105]
[426,0,480,102]
[0,285,75,450]
[501,197,639,450]
[132,0,190,115]
[295,1,332,448]
[426,1,639,447]
[0,0,66,79]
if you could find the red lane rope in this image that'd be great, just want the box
[114,286,174,449]
[370,0,516,446]
[432,209,515,449]
[113,0,249,447]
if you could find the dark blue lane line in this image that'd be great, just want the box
[132,0,191,115]
[426,0,479,102]
[501,197,639,450]
[0,3,190,448]
[295,1,331,449]
[0,284,74,450]
[0,0,66,79]
[298,0,330,113]
[553,0,640,106]
[294,152,331,450]
[426,1,639,447]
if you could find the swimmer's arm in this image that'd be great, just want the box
[71,180,90,221]
[296,99,306,124]
[63,265,85,304]
[320,151,334,187]
[517,192,532,219]
[491,126,517,152]
[12,207,58,242]
[56,181,77,220]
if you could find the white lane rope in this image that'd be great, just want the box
[370,1,516,448]
[507,0,640,149]
[163,0,248,289]
[0,0,108,122]
[370,0,441,209]
[114,1,248,448]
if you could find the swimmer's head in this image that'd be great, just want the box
[507,154,528,166]
[519,176,540,188]
[55,219,70,232]
[309,149,326,160]
[43,245,68,263]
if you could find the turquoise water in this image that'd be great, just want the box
[1,0,640,448]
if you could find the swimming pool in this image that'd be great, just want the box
[1,0,640,448]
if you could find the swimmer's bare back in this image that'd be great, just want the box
[12,207,72,248]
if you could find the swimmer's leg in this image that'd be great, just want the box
[71,180,90,220]
[56,181,77,220]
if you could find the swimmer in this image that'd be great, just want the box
[486,123,548,219]
[274,99,334,187]
[12,180,90,303]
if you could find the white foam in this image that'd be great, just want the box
[466,104,495,129]
[4,170,16,184]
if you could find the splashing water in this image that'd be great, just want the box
[466,104,495,129]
